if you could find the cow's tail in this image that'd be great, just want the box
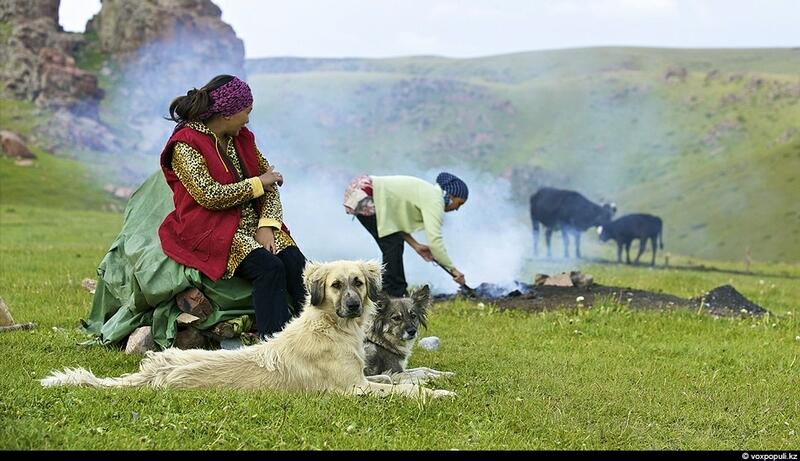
[659,227,664,249]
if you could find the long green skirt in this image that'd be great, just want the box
[82,172,254,350]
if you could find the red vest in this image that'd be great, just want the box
[158,126,263,281]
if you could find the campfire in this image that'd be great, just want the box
[432,271,770,317]
[433,271,591,301]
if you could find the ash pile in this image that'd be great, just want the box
[432,281,535,301]
[692,284,768,316]
[432,271,594,301]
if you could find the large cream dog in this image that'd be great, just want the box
[41,260,454,399]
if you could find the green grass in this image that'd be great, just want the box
[0,150,124,213]
[1,200,798,449]
[0,98,51,138]
[73,31,108,75]
[0,98,129,212]
[0,21,11,43]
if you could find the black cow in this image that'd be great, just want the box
[530,187,616,258]
[598,213,664,266]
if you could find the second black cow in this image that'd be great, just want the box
[530,187,616,258]
[598,213,664,266]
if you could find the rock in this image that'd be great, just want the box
[85,0,245,136]
[86,0,240,59]
[219,338,243,350]
[125,326,156,354]
[1,0,243,157]
[35,47,103,112]
[0,0,60,22]
[0,1,99,111]
[81,278,97,294]
[418,336,440,351]
[112,187,135,199]
[570,271,594,288]
[173,327,207,350]
[543,273,574,287]
[39,109,121,153]
[176,312,200,325]
[103,184,135,197]
[0,0,117,154]
[175,287,213,321]
[664,67,688,83]
[0,130,36,159]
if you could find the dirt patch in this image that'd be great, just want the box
[434,283,769,317]
[691,284,768,316]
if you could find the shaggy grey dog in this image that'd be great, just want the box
[364,285,454,384]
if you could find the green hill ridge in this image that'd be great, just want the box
[246,47,800,262]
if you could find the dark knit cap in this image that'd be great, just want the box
[436,172,469,200]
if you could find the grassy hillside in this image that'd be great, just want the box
[246,47,800,263]
[0,99,125,213]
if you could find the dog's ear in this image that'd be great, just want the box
[359,260,383,303]
[303,261,327,306]
[373,290,390,314]
[411,284,431,328]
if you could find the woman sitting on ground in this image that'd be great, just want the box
[159,74,306,339]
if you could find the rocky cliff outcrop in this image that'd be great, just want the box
[0,0,246,165]
[0,0,103,112]
[86,0,243,67]
[84,0,246,155]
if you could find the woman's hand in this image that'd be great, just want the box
[412,243,434,262]
[255,227,277,254]
[259,165,284,188]
[450,268,466,287]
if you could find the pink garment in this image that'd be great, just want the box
[343,175,376,216]
[199,77,254,119]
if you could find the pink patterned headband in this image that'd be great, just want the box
[200,77,253,119]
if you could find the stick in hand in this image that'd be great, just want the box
[432,260,477,297]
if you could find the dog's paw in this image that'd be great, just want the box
[365,374,393,384]
[431,389,456,398]
[430,370,455,379]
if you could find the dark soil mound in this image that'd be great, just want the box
[434,283,769,317]
[691,284,768,316]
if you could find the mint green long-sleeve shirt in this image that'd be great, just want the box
[371,175,455,270]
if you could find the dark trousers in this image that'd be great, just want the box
[356,214,407,297]
[235,246,306,337]
[277,245,307,316]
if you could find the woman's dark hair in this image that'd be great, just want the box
[166,74,235,124]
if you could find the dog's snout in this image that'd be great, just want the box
[402,327,418,340]
[337,291,363,318]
